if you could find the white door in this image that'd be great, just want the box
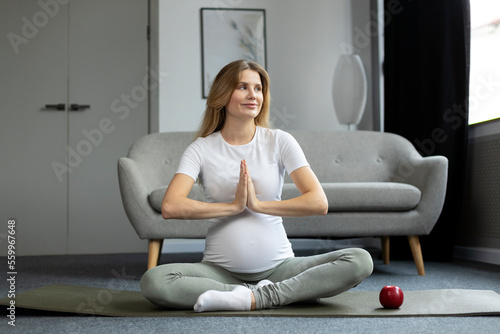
[67,0,149,254]
[1,0,69,255]
[0,0,148,256]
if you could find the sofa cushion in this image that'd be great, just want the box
[282,182,421,212]
[149,184,207,213]
[149,182,420,213]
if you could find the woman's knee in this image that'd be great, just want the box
[140,267,164,302]
[140,266,180,307]
[347,248,374,280]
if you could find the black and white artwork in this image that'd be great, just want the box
[201,8,267,98]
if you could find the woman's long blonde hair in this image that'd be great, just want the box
[196,60,271,138]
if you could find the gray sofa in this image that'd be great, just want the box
[118,130,448,275]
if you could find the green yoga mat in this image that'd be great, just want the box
[2,284,500,317]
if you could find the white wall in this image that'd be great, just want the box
[157,0,356,132]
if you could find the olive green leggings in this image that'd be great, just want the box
[140,247,373,310]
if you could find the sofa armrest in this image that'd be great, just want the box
[118,157,163,239]
[397,151,448,234]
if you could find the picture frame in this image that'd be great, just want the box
[200,8,267,98]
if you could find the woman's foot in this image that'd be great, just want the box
[194,286,252,312]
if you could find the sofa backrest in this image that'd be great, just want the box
[287,130,419,183]
[128,130,420,190]
[127,131,197,190]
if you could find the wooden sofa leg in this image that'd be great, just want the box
[148,239,164,270]
[381,237,390,265]
[408,236,425,276]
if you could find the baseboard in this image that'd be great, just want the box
[161,238,382,254]
[454,246,500,265]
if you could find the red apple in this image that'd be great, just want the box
[379,285,404,309]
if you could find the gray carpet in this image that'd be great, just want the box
[2,250,500,333]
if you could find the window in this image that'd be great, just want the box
[468,0,500,125]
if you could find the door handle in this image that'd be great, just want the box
[70,104,91,111]
[45,103,66,111]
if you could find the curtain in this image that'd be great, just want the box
[384,0,471,260]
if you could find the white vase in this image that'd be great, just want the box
[333,54,368,128]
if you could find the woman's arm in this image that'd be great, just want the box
[246,162,328,217]
[161,161,248,220]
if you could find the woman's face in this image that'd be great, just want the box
[225,69,263,121]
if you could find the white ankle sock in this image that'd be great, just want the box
[194,286,252,312]
[256,279,273,287]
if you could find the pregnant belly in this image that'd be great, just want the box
[203,210,292,273]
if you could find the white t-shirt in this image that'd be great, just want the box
[176,126,309,273]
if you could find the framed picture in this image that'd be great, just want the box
[200,8,267,98]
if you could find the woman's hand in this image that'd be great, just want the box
[241,163,328,217]
[232,160,248,214]
[162,163,249,220]
[243,160,261,212]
